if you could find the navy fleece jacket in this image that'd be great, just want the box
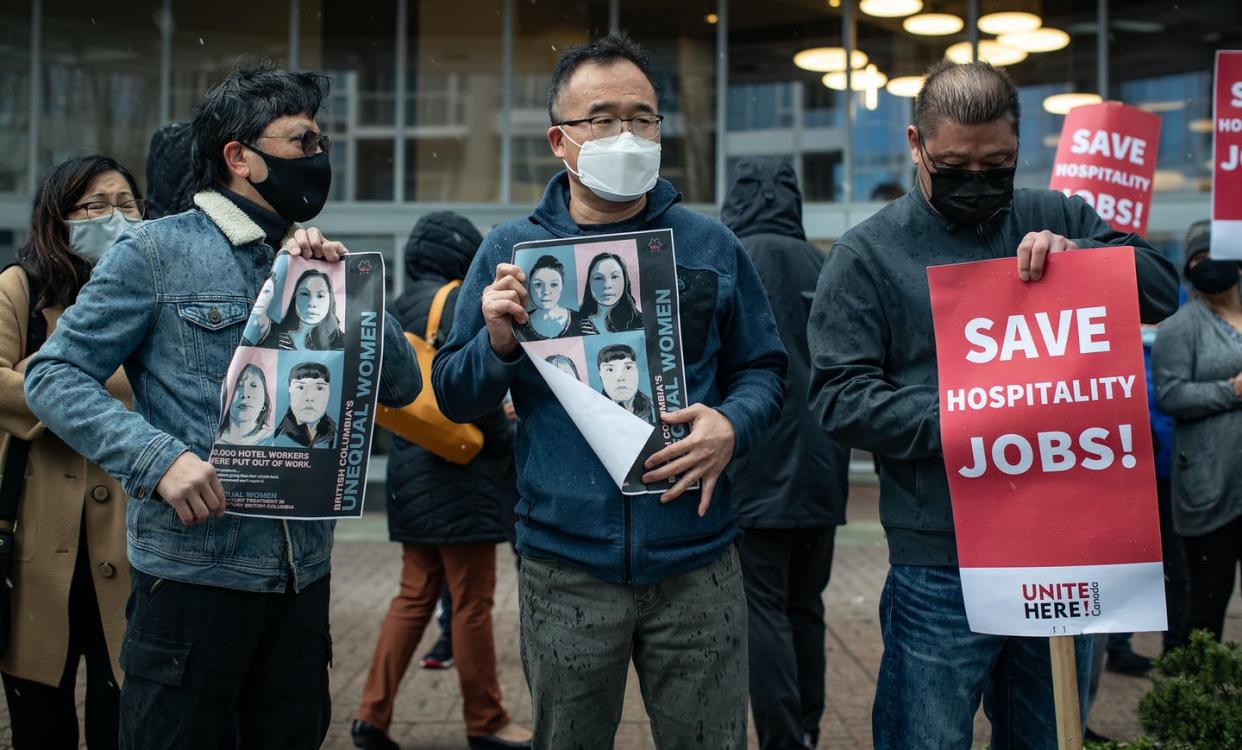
[432,173,787,585]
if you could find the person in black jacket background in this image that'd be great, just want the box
[722,159,850,750]
[352,212,531,750]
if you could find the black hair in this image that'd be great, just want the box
[579,252,642,331]
[597,343,637,367]
[190,62,331,192]
[218,364,272,436]
[528,254,567,312]
[264,269,342,350]
[18,155,142,313]
[914,60,1020,139]
[547,32,657,123]
[289,361,331,383]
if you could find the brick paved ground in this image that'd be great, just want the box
[2,486,1238,749]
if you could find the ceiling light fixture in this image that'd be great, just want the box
[903,13,964,36]
[859,0,923,19]
[886,76,925,97]
[1042,92,1102,115]
[945,40,1028,66]
[978,11,1041,35]
[794,47,870,72]
[997,27,1070,52]
[822,65,889,92]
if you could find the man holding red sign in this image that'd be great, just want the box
[808,60,1179,749]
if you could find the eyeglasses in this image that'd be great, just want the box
[556,114,664,141]
[71,199,146,220]
[255,130,331,157]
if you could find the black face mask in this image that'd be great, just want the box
[246,146,332,223]
[920,135,1016,226]
[1185,258,1241,295]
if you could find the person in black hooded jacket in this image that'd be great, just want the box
[721,158,850,750]
[352,212,531,750]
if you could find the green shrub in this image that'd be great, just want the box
[1135,630,1241,749]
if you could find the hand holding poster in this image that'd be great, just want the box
[1211,50,1242,260]
[511,229,693,495]
[1048,101,1160,236]
[209,251,386,519]
[928,247,1165,637]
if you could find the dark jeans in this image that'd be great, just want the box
[1,532,119,750]
[1181,514,1242,642]
[739,526,836,750]
[874,566,1092,750]
[518,547,748,750]
[118,569,332,750]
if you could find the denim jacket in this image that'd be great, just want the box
[24,191,421,592]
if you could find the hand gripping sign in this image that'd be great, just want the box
[1049,101,1161,237]
[928,247,1166,637]
[1212,50,1242,260]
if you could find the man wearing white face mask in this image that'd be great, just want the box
[433,33,787,750]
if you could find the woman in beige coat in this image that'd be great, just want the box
[0,156,138,749]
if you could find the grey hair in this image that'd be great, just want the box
[914,60,1020,140]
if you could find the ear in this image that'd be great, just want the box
[906,125,922,168]
[223,141,252,180]
[548,125,568,161]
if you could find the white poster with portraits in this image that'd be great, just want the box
[511,229,693,495]
[209,250,387,519]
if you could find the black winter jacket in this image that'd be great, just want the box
[721,159,850,528]
[385,212,517,546]
[809,186,1180,566]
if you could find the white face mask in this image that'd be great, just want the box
[67,211,140,265]
[560,129,662,203]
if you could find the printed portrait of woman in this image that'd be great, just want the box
[595,343,656,426]
[260,269,345,351]
[216,364,275,446]
[576,252,643,335]
[518,254,585,341]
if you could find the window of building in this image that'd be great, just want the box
[0,3,30,193]
[42,0,162,187]
[728,1,846,202]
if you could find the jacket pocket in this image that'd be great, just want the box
[675,267,718,364]
[1174,451,1222,511]
[176,300,249,382]
[120,628,192,687]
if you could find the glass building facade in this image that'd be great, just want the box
[1,0,1240,275]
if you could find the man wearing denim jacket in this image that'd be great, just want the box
[432,34,787,749]
[24,65,420,749]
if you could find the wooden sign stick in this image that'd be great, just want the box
[1049,636,1084,750]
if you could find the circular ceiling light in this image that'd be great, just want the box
[998,27,1070,52]
[903,13,964,36]
[823,65,889,92]
[886,76,925,97]
[945,40,1028,66]
[794,47,870,73]
[859,0,923,19]
[978,11,1041,35]
[1042,92,1102,115]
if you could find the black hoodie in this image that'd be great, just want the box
[385,212,517,545]
[721,159,850,528]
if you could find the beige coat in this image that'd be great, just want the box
[0,265,131,686]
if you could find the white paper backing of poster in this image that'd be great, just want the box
[527,350,654,489]
[1210,219,1242,260]
[959,562,1167,637]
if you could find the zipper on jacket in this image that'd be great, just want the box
[623,496,633,583]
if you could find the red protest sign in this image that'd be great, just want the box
[928,248,1165,637]
[1049,102,1160,237]
[1212,50,1242,260]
